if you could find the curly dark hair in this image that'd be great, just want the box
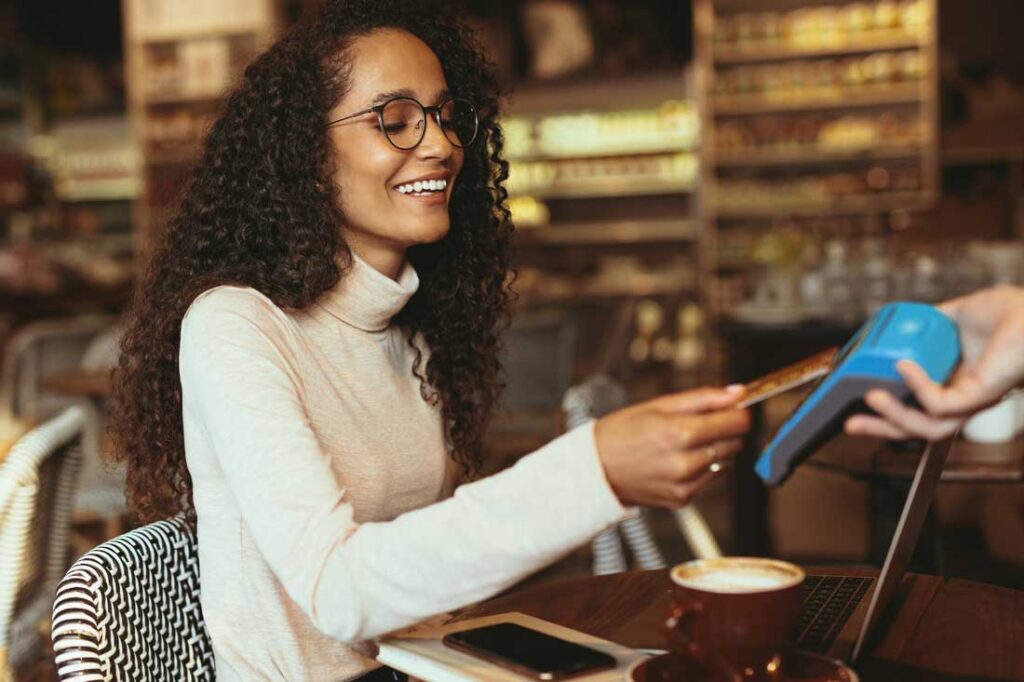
[110,0,514,523]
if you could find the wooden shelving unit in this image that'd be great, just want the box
[510,176,696,201]
[713,30,924,63]
[134,21,270,44]
[713,190,931,218]
[517,277,699,307]
[515,219,698,246]
[711,82,925,115]
[693,0,940,320]
[121,0,280,255]
[503,72,710,385]
[714,143,923,167]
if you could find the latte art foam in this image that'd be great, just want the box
[673,561,802,593]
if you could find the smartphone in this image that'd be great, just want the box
[442,623,618,680]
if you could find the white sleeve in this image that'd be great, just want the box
[179,292,628,643]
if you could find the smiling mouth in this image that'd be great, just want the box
[395,178,448,196]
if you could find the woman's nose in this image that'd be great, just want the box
[416,114,455,159]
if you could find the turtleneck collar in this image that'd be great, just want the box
[316,252,419,332]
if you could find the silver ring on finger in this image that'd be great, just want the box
[705,444,723,473]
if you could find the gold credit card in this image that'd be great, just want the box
[739,347,838,409]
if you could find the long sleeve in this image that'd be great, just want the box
[179,290,628,645]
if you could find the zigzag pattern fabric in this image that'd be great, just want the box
[51,516,215,681]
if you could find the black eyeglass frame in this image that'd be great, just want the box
[326,96,479,151]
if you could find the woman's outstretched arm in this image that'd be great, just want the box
[181,289,748,644]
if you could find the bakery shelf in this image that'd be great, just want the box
[713,32,927,64]
[506,143,698,164]
[142,90,226,106]
[516,219,698,246]
[511,177,695,200]
[133,23,265,44]
[712,82,923,115]
[714,143,925,167]
[56,177,142,202]
[518,278,697,306]
[144,146,202,166]
[713,190,931,218]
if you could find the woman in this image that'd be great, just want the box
[110,1,750,680]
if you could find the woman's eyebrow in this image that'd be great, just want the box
[369,88,416,107]
[368,87,453,107]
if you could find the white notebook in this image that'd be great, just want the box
[377,611,652,681]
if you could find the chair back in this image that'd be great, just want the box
[0,406,85,676]
[0,316,127,523]
[51,516,215,681]
[502,311,577,412]
[79,325,124,374]
[0,316,115,419]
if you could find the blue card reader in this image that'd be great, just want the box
[755,302,961,486]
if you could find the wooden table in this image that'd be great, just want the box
[39,370,113,401]
[457,569,1024,681]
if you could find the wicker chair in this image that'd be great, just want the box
[51,516,215,681]
[0,316,128,545]
[0,316,116,420]
[0,406,85,680]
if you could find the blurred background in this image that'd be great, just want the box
[1,0,1023,674]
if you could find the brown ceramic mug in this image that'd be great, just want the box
[664,557,805,681]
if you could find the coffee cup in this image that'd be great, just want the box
[665,557,805,681]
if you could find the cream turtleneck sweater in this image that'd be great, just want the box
[179,254,628,681]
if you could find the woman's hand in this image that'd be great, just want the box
[845,285,1024,441]
[594,387,750,509]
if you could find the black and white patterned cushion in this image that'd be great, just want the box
[51,516,215,681]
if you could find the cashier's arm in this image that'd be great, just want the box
[845,285,1024,442]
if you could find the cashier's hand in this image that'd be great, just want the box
[594,387,750,509]
[845,285,1024,442]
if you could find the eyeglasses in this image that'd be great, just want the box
[327,96,479,151]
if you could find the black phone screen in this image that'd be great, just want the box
[442,623,618,680]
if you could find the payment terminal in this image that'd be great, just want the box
[755,302,961,486]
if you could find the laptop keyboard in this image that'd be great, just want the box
[796,575,875,653]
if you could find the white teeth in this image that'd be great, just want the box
[396,179,447,195]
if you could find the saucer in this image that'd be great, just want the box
[627,651,859,682]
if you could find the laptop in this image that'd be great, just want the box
[744,304,961,663]
[793,435,955,663]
